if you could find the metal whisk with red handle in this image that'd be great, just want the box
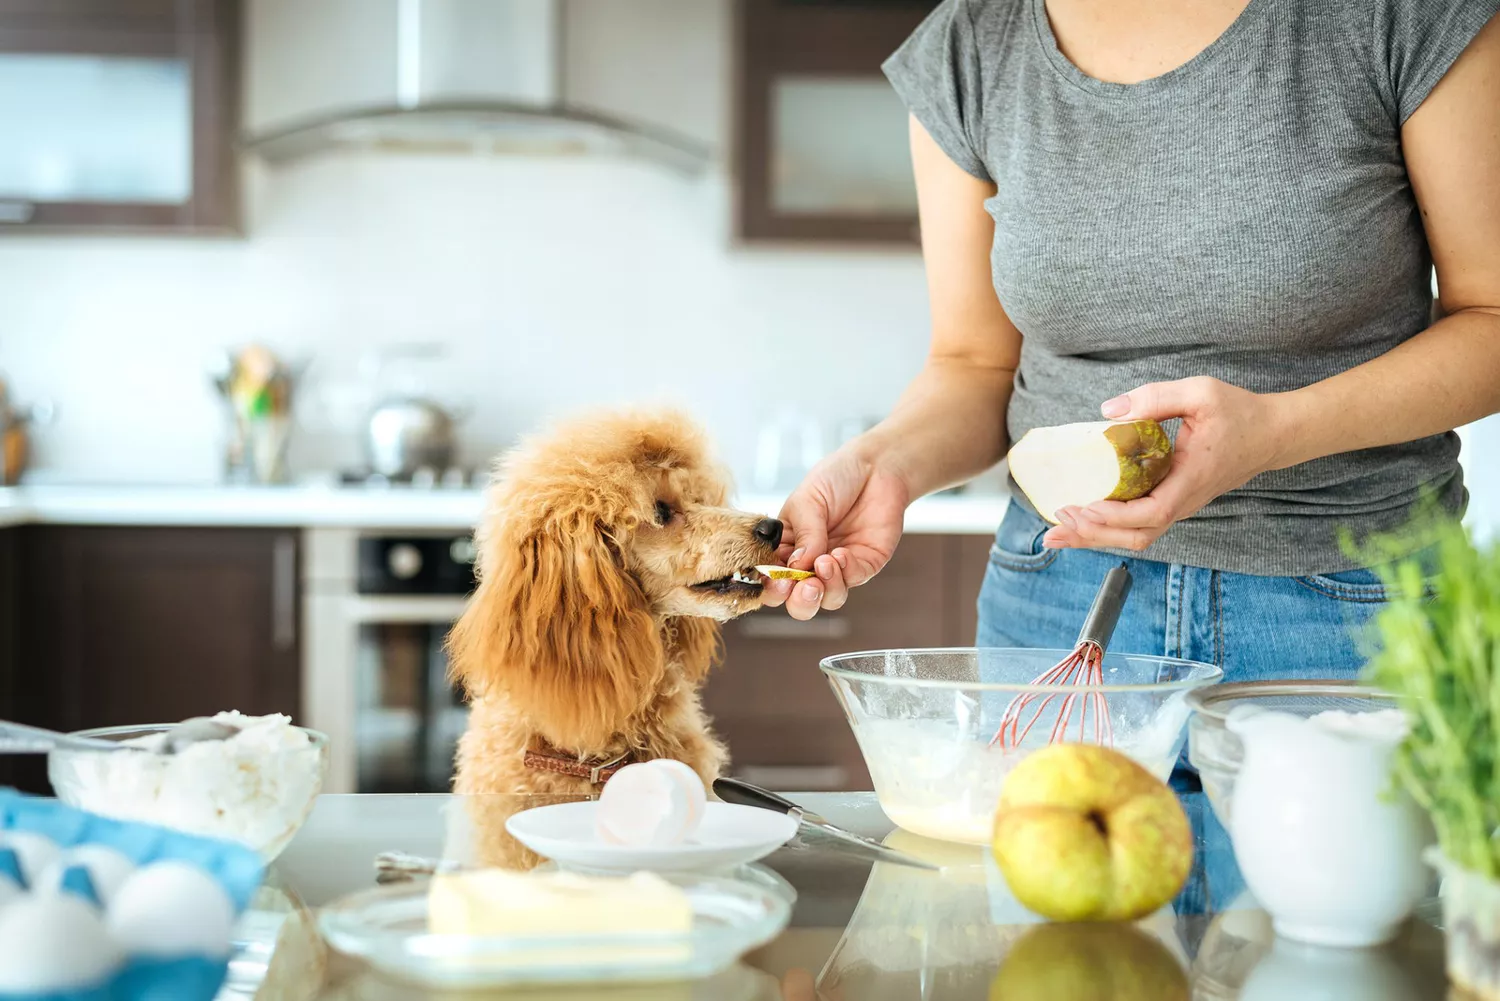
[989,563,1133,751]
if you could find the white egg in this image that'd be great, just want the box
[595,760,703,847]
[644,759,708,831]
[0,893,124,992]
[34,845,136,906]
[0,830,61,887]
[107,861,236,958]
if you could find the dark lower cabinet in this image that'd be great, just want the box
[705,533,993,791]
[0,521,994,795]
[0,526,18,790]
[5,526,300,793]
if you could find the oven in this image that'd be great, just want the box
[302,527,476,794]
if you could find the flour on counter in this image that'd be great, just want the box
[57,712,323,854]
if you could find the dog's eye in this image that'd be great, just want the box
[654,501,674,526]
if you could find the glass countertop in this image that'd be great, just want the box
[230,790,1448,999]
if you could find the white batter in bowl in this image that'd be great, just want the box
[822,649,1221,845]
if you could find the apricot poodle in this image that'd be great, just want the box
[448,408,784,799]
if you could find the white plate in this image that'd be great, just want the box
[505,802,798,873]
[318,871,792,988]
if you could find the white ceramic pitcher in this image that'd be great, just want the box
[1226,707,1432,948]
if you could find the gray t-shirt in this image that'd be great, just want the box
[885,0,1498,575]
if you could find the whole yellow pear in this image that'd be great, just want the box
[990,744,1192,922]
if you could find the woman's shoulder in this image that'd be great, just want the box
[900,0,1030,57]
[1292,0,1500,125]
[883,0,1032,182]
[943,0,1030,48]
[905,0,1033,94]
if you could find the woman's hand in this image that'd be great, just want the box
[761,446,911,620]
[1044,377,1292,552]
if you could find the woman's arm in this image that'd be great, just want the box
[1269,14,1500,466]
[858,115,1023,497]
[1048,16,1500,552]
[766,115,1019,618]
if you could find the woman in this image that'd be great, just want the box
[769,0,1498,669]
[766,0,1499,906]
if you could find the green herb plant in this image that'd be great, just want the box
[1356,513,1500,879]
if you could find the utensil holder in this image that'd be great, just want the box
[222,414,292,485]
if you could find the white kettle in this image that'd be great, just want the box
[1226,707,1432,948]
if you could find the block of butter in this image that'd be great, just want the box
[427,868,693,967]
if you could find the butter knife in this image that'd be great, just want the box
[712,777,939,871]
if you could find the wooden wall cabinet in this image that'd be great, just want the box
[6,526,300,793]
[735,0,937,245]
[705,533,992,790]
[0,0,240,232]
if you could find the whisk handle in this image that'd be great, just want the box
[1077,563,1133,650]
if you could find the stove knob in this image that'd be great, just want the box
[388,543,423,580]
[449,538,477,565]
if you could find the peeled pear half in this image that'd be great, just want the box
[1008,420,1172,524]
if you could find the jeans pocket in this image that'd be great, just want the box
[1294,545,1442,604]
[989,504,1060,573]
[1294,566,1392,603]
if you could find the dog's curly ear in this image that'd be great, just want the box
[448,512,664,752]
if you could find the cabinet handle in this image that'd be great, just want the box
[272,534,297,651]
[737,615,851,641]
[0,201,34,224]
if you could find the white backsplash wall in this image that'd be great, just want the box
[0,153,934,488]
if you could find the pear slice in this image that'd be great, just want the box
[1008,420,1173,524]
[755,565,815,581]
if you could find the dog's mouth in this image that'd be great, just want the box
[689,567,765,597]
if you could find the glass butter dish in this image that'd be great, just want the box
[317,870,793,988]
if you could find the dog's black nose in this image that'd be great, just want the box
[752,517,783,546]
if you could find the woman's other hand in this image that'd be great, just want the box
[761,445,910,620]
[1044,376,1292,552]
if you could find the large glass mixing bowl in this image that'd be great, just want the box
[821,648,1222,845]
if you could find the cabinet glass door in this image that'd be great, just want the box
[770,76,916,217]
[0,53,192,210]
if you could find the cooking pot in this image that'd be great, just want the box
[365,398,463,478]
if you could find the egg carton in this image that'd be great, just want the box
[0,786,266,1001]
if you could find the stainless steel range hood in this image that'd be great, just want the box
[242,0,713,174]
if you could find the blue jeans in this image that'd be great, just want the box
[975,502,1396,912]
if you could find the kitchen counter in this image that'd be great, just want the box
[241,790,1448,998]
[0,485,1009,534]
